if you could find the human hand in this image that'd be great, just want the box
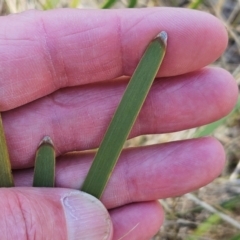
[0,7,237,239]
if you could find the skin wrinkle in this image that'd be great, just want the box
[166,74,198,94]
[176,70,224,122]
[74,59,120,79]
[158,69,207,95]
[16,193,31,240]
[100,55,121,68]
[50,88,82,109]
[60,24,106,39]
[2,54,32,62]
[186,43,201,71]
[0,24,55,110]
[89,49,116,74]
[59,37,109,53]
[34,189,66,239]
[49,99,69,154]
[39,16,63,90]
[51,11,122,85]
[63,50,118,85]
[5,196,12,239]
[161,153,210,191]
[93,54,119,80]
[128,147,172,197]
[197,77,224,118]
[120,9,161,37]
[143,70,222,129]
[6,191,29,239]
[97,21,120,77]
[38,203,47,239]
[50,84,122,116]
[97,55,120,75]
[149,153,191,192]
[135,87,173,134]
[122,150,134,205]
[0,38,35,43]
[124,148,146,203]
[116,12,124,76]
[8,193,18,235]
[56,41,69,89]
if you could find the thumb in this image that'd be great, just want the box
[0,188,113,240]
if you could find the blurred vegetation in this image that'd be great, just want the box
[1,0,240,239]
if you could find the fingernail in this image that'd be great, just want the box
[62,191,112,240]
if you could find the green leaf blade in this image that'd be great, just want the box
[33,136,55,187]
[188,0,203,9]
[0,114,14,187]
[128,0,137,8]
[70,0,80,8]
[81,32,168,198]
[193,96,240,137]
[42,0,60,10]
[101,0,118,9]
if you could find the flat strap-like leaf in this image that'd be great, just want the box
[81,32,168,199]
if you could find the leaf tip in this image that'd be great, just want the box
[39,136,54,147]
[156,31,168,47]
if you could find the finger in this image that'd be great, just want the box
[0,187,162,240]
[0,188,113,240]
[14,137,225,209]
[110,201,163,240]
[0,8,227,110]
[3,67,237,168]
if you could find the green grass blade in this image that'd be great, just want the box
[194,96,240,137]
[193,117,227,138]
[42,0,60,10]
[81,32,168,198]
[33,136,55,187]
[128,0,137,8]
[188,0,203,9]
[101,0,118,9]
[193,214,221,236]
[230,233,240,240]
[0,114,14,187]
[70,0,80,8]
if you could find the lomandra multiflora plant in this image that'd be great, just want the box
[0,32,168,199]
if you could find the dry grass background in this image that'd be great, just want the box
[1,0,240,239]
